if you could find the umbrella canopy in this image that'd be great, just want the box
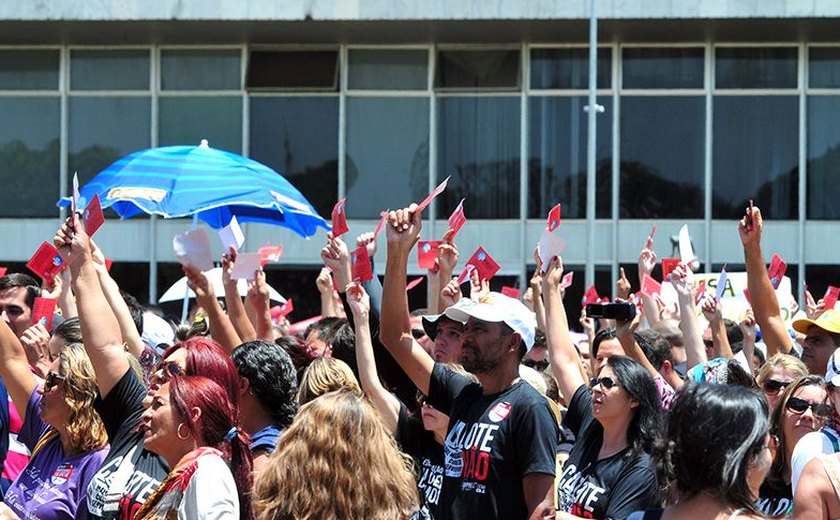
[158,267,286,304]
[59,140,329,236]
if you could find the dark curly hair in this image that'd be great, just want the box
[233,339,298,429]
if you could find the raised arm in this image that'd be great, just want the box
[615,308,660,381]
[346,282,400,433]
[246,270,274,341]
[637,235,660,330]
[182,265,241,353]
[670,263,706,372]
[380,204,435,396]
[701,295,733,359]
[740,206,791,356]
[433,238,459,314]
[220,248,257,343]
[0,319,38,421]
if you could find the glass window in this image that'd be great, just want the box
[0,98,60,216]
[809,48,840,89]
[247,50,339,90]
[528,96,611,219]
[715,48,797,89]
[70,49,150,91]
[436,50,519,90]
[0,50,59,90]
[807,96,840,219]
[68,97,151,188]
[620,96,705,218]
[160,49,241,90]
[348,49,427,90]
[249,97,338,217]
[345,97,429,218]
[713,96,798,219]
[622,48,704,89]
[437,97,520,219]
[530,48,611,90]
[159,97,242,153]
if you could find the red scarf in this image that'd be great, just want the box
[134,447,223,520]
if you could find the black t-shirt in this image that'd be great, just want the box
[87,369,170,520]
[427,363,559,520]
[557,385,659,520]
[397,403,444,520]
[757,478,792,517]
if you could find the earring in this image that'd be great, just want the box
[177,422,190,440]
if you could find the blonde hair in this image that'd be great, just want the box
[755,353,808,386]
[296,358,361,405]
[59,342,108,452]
[253,390,419,520]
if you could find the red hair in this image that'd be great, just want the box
[161,337,239,405]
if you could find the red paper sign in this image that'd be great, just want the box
[415,176,450,212]
[582,285,600,307]
[465,247,500,282]
[456,264,475,285]
[560,271,574,289]
[104,258,113,272]
[271,298,294,318]
[373,211,388,237]
[258,243,284,266]
[661,258,680,281]
[767,254,787,290]
[417,241,441,270]
[26,242,64,282]
[331,198,349,238]
[31,297,57,330]
[824,286,840,311]
[743,288,751,304]
[350,246,372,283]
[82,194,105,236]
[501,286,521,299]
[0,267,7,278]
[546,203,562,232]
[447,199,467,238]
[641,274,662,298]
[694,280,706,306]
[406,277,424,292]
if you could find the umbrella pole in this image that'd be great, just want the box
[180,213,199,323]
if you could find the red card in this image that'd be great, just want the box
[465,247,500,282]
[415,175,450,212]
[258,243,284,266]
[694,280,706,306]
[767,254,787,290]
[417,241,441,270]
[582,285,600,307]
[331,198,349,238]
[277,298,295,317]
[373,211,388,237]
[501,286,521,299]
[406,277,424,292]
[350,246,372,283]
[0,267,7,278]
[824,286,840,311]
[546,203,562,232]
[641,274,661,298]
[447,199,467,238]
[82,194,105,236]
[26,242,64,282]
[661,258,680,281]
[30,297,57,330]
[560,271,574,289]
[456,264,476,285]
[743,288,751,304]
[104,258,113,272]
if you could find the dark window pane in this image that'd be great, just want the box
[159,97,242,153]
[436,50,519,90]
[161,49,241,90]
[348,49,427,90]
[249,97,337,218]
[715,48,797,89]
[345,97,429,218]
[807,96,840,219]
[622,48,704,89]
[437,97,519,219]
[713,96,798,219]
[530,48,611,90]
[805,266,839,309]
[528,96,611,219]
[0,98,60,216]
[68,97,151,188]
[0,50,59,90]
[809,48,840,89]
[620,96,705,218]
[71,50,150,90]
[247,50,339,90]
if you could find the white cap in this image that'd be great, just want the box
[443,293,537,351]
[827,348,840,387]
[142,312,176,354]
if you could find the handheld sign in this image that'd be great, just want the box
[415,176,450,213]
[331,198,349,238]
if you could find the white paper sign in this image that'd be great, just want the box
[173,228,214,272]
[230,252,262,281]
[678,224,694,263]
[538,229,567,273]
[218,216,245,251]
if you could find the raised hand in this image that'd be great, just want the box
[183,264,214,301]
[220,246,238,286]
[439,278,461,310]
[247,269,270,308]
[700,294,723,324]
[669,263,695,299]
[738,204,763,248]
[345,282,370,317]
[739,309,757,343]
[385,204,421,254]
[616,267,631,300]
[356,232,377,260]
[315,267,333,295]
[53,214,92,271]
[638,235,657,280]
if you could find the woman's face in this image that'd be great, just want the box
[591,366,637,423]
[39,358,71,428]
[140,382,182,459]
[748,434,776,499]
[143,347,188,409]
[783,384,830,449]
[420,403,449,433]
[761,367,798,410]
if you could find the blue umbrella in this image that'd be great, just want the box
[58,140,329,237]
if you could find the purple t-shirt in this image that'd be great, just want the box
[4,390,109,520]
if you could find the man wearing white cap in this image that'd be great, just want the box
[380,204,559,520]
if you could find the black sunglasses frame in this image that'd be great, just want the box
[44,371,65,392]
[786,396,833,419]
[589,376,620,390]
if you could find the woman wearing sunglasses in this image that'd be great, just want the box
[0,320,108,519]
[542,256,662,519]
[758,375,830,517]
[754,354,808,411]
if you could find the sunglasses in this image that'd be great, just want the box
[522,359,549,372]
[762,379,793,393]
[44,371,65,392]
[786,397,833,419]
[155,361,183,380]
[589,376,621,390]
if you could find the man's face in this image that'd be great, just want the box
[802,325,837,376]
[522,345,548,372]
[0,287,31,338]
[460,318,510,374]
[410,315,433,355]
[433,319,463,363]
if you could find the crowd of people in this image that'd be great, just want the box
[0,201,836,519]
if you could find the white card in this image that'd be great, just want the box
[678,224,693,263]
[173,228,214,272]
[218,216,245,251]
[538,229,567,273]
[716,268,728,301]
[230,252,262,281]
[72,172,80,216]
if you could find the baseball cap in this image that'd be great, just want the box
[421,312,464,341]
[442,293,537,351]
[826,349,840,387]
[792,309,840,335]
[142,312,176,354]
